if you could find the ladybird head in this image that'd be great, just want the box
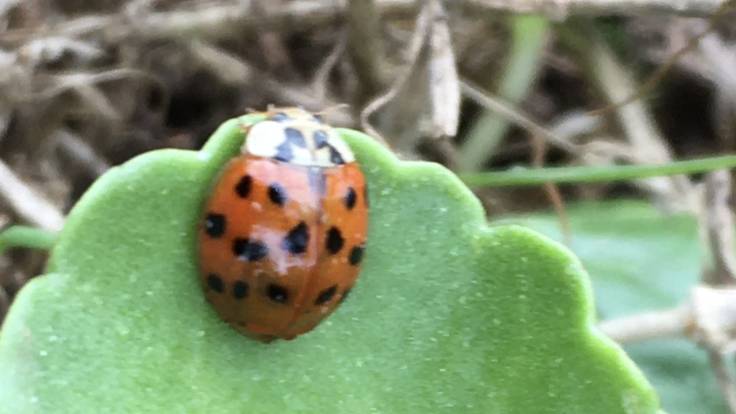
[242,107,355,167]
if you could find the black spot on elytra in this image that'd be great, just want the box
[267,284,289,304]
[271,112,290,122]
[205,213,226,237]
[268,183,287,206]
[274,142,293,162]
[313,130,329,148]
[349,245,364,266]
[233,280,249,299]
[235,175,252,198]
[326,227,344,254]
[232,238,269,261]
[345,187,357,210]
[284,127,307,148]
[282,221,309,254]
[207,274,224,293]
[329,147,345,165]
[315,285,338,305]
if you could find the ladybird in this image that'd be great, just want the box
[198,107,368,342]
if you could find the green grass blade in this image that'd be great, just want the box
[0,226,58,254]
[460,155,736,187]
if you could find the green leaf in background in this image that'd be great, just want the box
[0,117,659,413]
[513,202,728,414]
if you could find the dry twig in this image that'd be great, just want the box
[568,21,696,212]
[587,0,736,116]
[189,40,349,122]
[347,0,387,100]
[599,304,694,343]
[361,0,459,153]
[54,129,110,178]
[702,171,736,285]
[463,0,728,17]
[0,159,64,232]
[460,80,580,156]
[600,172,736,412]
[530,135,572,245]
[0,0,725,51]
[311,34,346,105]
[698,172,736,413]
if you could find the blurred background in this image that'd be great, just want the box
[0,0,734,411]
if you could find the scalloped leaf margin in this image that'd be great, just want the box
[0,115,659,413]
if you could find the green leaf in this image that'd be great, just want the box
[0,117,658,413]
[512,201,728,414]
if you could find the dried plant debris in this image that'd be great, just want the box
[361,0,460,157]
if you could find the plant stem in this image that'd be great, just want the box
[459,15,549,171]
[0,226,58,254]
[599,304,693,344]
[459,155,736,187]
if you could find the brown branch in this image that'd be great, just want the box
[530,135,572,246]
[54,129,110,178]
[460,80,581,156]
[586,0,735,117]
[702,171,736,285]
[347,0,387,100]
[600,172,736,412]
[599,304,694,343]
[0,1,414,46]
[311,34,347,105]
[359,0,431,148]
[464,0,728,17]
[699,172,736,413]
[360,0,459,152]
[599,286,736,347]
[250,0,296,75]
[189,41,350,122]
[0,0,725,48]
[565,20,696,211]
